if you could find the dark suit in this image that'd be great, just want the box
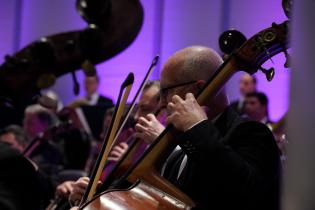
[97,95,113,107]
[230,99,244,115]
[164,107,280,210]
[0,142,41,210]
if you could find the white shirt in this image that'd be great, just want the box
[86,92,99,105]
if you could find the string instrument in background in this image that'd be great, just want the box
[79,21,290,210]
[46,72,135,210]
[269,113,288,157]
[0,0,144,127]
[74,55,159,209]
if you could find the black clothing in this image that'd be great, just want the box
[0,142,41,210]
[97,95,113,107]
[164,107,280,210]
[230,99,244,115]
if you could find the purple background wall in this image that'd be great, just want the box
[0,0,17,63]
[226,0,289,121]
[0,0,289,121]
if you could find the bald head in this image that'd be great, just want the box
[160,46,229,117]
[161,46,223,85]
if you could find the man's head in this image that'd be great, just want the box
[99,81,160,140]
[84,75,100,97]
[244,92,269,122]
[160,46,227,118]
[23,104,59,138]
[239,73,257,97]
[0,125,29,152]
[134,81,160,122]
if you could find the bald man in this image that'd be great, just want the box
[136,46,280,210]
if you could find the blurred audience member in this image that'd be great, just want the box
[83,74,113,106]
[230,73,257,115]
[244,92,272,125]
[23,104,59,139]
[0,125,29,152]
[38,90,64,112]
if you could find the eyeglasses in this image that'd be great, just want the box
[160,80,196,98]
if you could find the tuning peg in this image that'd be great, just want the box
[259,67,275,81]
[219,29,247,54]
[283,49,291,68]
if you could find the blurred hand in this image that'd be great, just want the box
[69,177,102,206]
[135,114,165,144]
[56,181,75,198]
[108,142,129,162]
[166,93,207,132]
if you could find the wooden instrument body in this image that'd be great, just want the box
[82,181,191,210]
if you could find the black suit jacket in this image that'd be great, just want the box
[97,95,113,107]
[0,142,41,210]
[164,107,280,210]
[229,99,244,115]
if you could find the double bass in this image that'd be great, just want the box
[0,0,144,127]
[79,16,290,210]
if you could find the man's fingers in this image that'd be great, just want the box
[73,186,85,195]
[138,116,150,126]
[167,102,175,113]
[112,145,126,154]
[76,181,88,190]
[110,150,122,158]
[185,92,195,100]
[119,142,129,150]
[79,177,90,182]
[107,157,119,161]
[146,113,156,121]
[64,182,74,192]
[171,95,183,103]
[135,123,147,132]
[57,185,68,196]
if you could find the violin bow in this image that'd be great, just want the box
[95,55,159,191]
[80,72,134,206]
[107,55,159,155]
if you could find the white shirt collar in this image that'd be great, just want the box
[86,92,99,105]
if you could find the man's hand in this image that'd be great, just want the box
[55,181,75,198]
[69,177,102,206]
[167,93,207,132]
[108,142,129,162]
[135,114,165,144]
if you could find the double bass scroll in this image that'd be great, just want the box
[0,0,144,125]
